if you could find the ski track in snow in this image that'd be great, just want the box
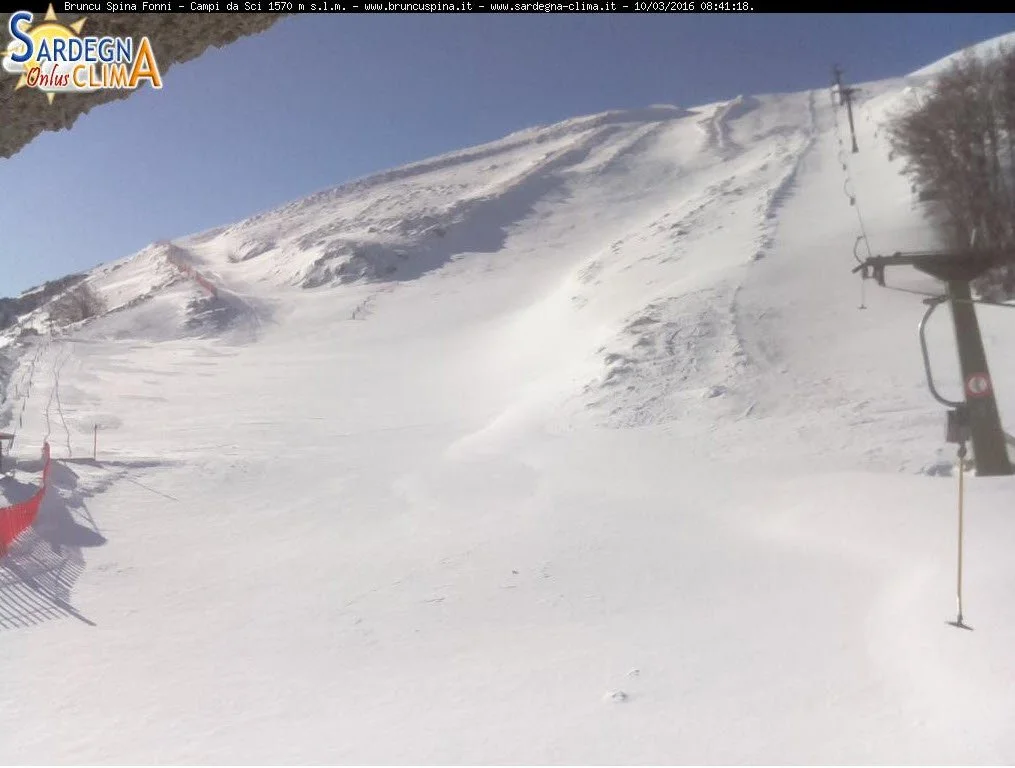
[582,90,820,429]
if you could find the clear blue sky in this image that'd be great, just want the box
[2,12,1014,295]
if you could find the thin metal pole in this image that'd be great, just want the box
[845,92,859,154]
[956,443,967,626]
[93,424,97,460]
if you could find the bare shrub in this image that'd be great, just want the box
[49,283,105,326]
[890,46,1015,298]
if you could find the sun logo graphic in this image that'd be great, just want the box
[2,5,162,104]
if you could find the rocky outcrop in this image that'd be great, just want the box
[0,273,86,330]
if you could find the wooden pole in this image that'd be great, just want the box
[956,445,966,626]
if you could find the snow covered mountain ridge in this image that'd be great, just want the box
[1,32,1015,764]
[5,32,1014,345]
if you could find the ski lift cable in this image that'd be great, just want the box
[851,192,874,259]
[840,161,875,280]
[829,77,875,267]
[831,99,876,305]
[836,140,874,257]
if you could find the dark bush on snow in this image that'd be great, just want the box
[49,284,105,326]
[890,46,1015,299]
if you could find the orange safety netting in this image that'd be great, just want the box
[0,442,51,555]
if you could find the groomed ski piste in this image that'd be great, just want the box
[2,35,1015,764]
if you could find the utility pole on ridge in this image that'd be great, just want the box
[833,65,860,154]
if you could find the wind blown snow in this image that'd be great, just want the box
[1,39,1014,764]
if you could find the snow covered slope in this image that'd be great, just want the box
[1,41,1015,764]
[909,30,1015,77]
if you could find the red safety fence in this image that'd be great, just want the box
[0,442,51,556]
[193,273,218,297]
[165,247,218,298]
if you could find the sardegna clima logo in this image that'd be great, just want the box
[2,5,163,103]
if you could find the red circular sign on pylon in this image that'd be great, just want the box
[965,372,993,399]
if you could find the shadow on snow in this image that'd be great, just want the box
[0,461,109,630]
